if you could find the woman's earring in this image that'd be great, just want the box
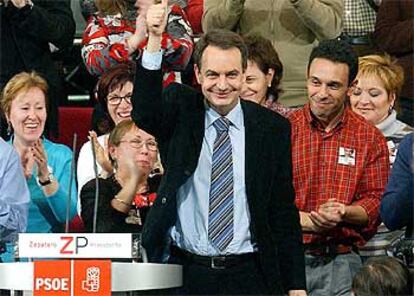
[6,122,12,136]
[389,105,394,114]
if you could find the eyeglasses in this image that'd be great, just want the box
[119,139,158,151]
[107,94,132,105]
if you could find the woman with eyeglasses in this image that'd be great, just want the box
[80,119,160,233]
[77,63,136,204]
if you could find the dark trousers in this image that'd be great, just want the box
[168,250,270,295]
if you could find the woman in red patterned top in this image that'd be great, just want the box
[80,119,161,233]
[81,0,193,86]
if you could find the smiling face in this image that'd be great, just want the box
[7,87,47,145]
[307,58,350,125]
[240,60,274,105]
[350,74,395,125]
[194,45,245,115]
[106,81,133,126]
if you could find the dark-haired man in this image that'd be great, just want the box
[131,0,306,295]
[289,39,390,295]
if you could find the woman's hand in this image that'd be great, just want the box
[32,139,49,181]
[119,150,143,185]
[20,147,35,180]
[88,131,113,174]
[127,14,147,54]
[146,0,168,37]
[32,139,59,196]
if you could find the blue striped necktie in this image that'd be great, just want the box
[208,117,234,252]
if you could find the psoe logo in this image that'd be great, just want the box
[82,267,100,292]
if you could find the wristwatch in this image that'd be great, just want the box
[38,173,54,187]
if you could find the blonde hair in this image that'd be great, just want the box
[107,119,164,174]
[1,71,48,119]
[357,54,405,99]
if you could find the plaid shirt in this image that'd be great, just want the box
[343,0,377,36]
[289,105,390,246]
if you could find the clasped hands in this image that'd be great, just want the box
[309,198,347,233]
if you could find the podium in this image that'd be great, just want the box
[0,233,182,295]
[0,262,182,294]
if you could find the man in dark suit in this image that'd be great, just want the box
[131,1,306,294]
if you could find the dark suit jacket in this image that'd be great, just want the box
[132,64,306,293]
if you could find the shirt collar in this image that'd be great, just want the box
[304,103,348,132]
[205,99,243,131]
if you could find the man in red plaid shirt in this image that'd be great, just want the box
[289,39,390,295]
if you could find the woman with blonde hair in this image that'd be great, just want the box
[350,54,413,164]
[0,71,77,261]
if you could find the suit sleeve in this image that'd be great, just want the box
[374,1,414,54]
[380,134,413,231]
[131,63,180,141]
[290,0,343,40]
[0,148,29,241]
[8,0,75,49]
[268,120,306,291]
[202,0,245,32]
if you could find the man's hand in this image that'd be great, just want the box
[146,0,168,37]
[309,198,346,230]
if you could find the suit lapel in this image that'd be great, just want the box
[190,94,205,159]
[241,101,265,209]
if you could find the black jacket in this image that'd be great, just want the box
[132,65,306,293]
[0,0,75,136]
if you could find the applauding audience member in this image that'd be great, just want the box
[81,0,193,86]
[290,39,389,295]
[0,72,77,261]
[80,120,160,233]
[77,63,135,200]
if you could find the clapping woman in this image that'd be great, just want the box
[0,72,77,261]
[80,119,160,233]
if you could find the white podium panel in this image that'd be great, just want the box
[0,262,182,292]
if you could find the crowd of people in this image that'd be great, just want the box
[0,0,413,295]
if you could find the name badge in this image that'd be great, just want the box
[338,147,356,166]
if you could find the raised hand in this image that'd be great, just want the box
[127,14,148,54]
[88,131,113,174]
[20,147,35,180]
[146,0,168,37]
[32,139,49,180]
